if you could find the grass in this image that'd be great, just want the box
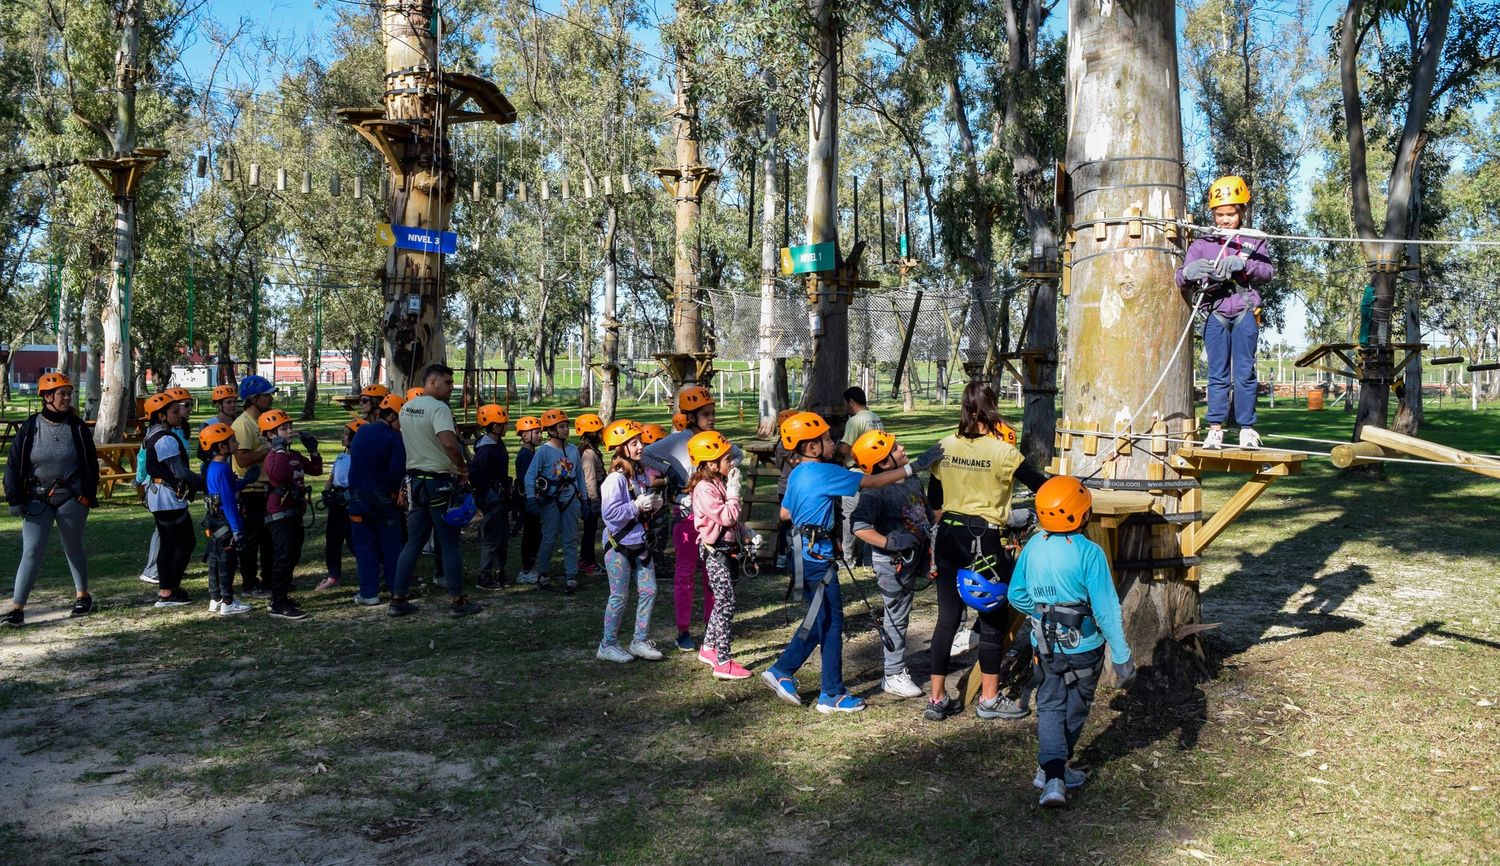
[1,400,1497,865]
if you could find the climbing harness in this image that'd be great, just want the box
[1031,602,1099,687]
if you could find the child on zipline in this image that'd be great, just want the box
[1008,476,1135,808]
[688,430,760,681]
[1176,174,1275,450]
[316,419,362,591]
[200,422,252,616]
[596,419,665,663]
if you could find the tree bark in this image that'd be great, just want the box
[350,330,364,394]
[756,75,787,439]
[301,330,318,420]
[667,0,707,388]
[800,0,847,418]
[601,201,620,422]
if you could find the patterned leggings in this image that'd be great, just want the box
[602,547,657,646]
[702,547,738,660]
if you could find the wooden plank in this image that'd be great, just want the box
[1184,474,1273,556]
[1359,426,1500,480]
[1060,416,1073,451]
[1114,421,1132,455]
[1151,420,1168,454]
[1082,421,1099,456]
[1330,441,1387,469]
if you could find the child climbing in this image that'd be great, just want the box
[524,409,590,594]
[1176,175,1275,449]
[1009,475,1135,808]
[596,419,665,663]
[688,430,760,681]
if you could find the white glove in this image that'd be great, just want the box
[633,492,661,513]
[748,531,764,551]
[725,466,742,500]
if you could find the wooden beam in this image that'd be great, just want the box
[1330,441,1387,468]
[1183,473,1275,556]
[1358,426,1500,480]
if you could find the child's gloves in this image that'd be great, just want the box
[883,529,917,552]
[725,466,742,500]
[297,431,319,452]
[1113,659,1137,690]
[748,531,764,552]
[908,444,945,475]
[633,492,661,513]
[1212,256,1245,281]
[1182,259,1215,281]
[1007,508,1037,532]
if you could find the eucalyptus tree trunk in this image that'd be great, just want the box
[667,0,707,387]
[601,202,621,421]
[756,75,788,438]
[800,0,847,418]
[350,331,365,393]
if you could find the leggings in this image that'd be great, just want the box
[701,547,738,661]
[324,500,352,578]
[930,520,1012,679]
[153,508,196,593]
[12,499,90,605]
[602,547,657,645]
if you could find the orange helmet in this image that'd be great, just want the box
[602,419,642,450]
[688,430,732,466]
[165,387,193,403]
[1035,475,1092,533]
[405,387,425,401]
[852,429,897,474]
[994,420,1018,446]
[779,411,829,451]
[144,392,176,417]
[478,404,510,428]
[344,419,366,435]
[639,423,667,445]
[671,412,688,432]
[540,408,569,429]
[574,412,604,435]
[1207,175,1251,208]
[211,384,238,403]
[199,422,236,451]
[37,372,72,394]
[378,394,405,414]
[515,415,542,433]
[677,385,714,413]
[775,408,797,428]
[257,409,293,433]
[360,383,390,399]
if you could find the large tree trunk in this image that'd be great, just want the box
[946,74,996,373]
[601,202,620,422]
[301,331,318,420]
[665,0,709,389]
[1065,0,1197,680]
[800,0,847,418]
[350,330,364,393]
[756,76,787,439]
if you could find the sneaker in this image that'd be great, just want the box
[220,599,252,616]
[950,628,978,656]
[976,694,1030,720]
[388,598,418,617]
[815,693,866,714]
[476,574,503,592]
[1039,777,1068,808]
[580,561,600,577]
[1033,766,1088,790]
[923,695,960,722]
[269,603,308,620]
[70,594,95,618]
[881,670,924,699]
[448,596,482,617]
[563,577,578,595]
[761,670,803,706]
[697,647,719,667]
[516,570,539,586]
[207,600,222,614]
[596,642,634,663]
[675,632,698,653]
[628,639,664,661]
[1,608,22,628]
[536,574,552,591]
[155,590,191,608]
[315,576,339,591]
[352,594,383,606]
[138,572,159,585]
[249,587,272,599]
[1202,427,1225,449]
[712,659,753,680]
[1238,427,1262,449]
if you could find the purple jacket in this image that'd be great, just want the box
[601,469,651,547]
[1175,234,1274,317]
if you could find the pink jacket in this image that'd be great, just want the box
[691,476,741,546]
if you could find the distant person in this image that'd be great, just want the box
[833,386,883,565]
[3,373,98,627]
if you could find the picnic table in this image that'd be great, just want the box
[96,443,142,500]
[0,418,21,453]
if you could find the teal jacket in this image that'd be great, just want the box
[1008,531,1132,665]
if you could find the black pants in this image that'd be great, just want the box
[267,515,305,605]
[581,510,599,565]
[520,512,541,571]
[930,520,1013,679]
[206,524,238,601]
[324,500,352,578]
[153,508,196,593]
[238,490,275,592]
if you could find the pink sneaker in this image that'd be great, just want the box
[697,647,718,667]
[712,659,753,680]
[315,576,338,591]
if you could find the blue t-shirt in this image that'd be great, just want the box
[783,460,863,558]
[1008,531,1131,665]
[204,460,244,534]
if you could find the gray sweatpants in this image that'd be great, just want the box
[141,528,161,579]
[873,550,925,675]
[12,499,90,605]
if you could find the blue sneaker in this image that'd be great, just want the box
[675,631,697,653]
[760,669,802,706]
[815,693,866,714]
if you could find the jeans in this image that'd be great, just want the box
[930,522,1012,679]
[350,491,404,600]
[267,515,305,605]
[323,499,352,578]
[393,476,464,598]
[12,499,90,605]
[873,549,925,676]
[535,497,581,580]
[671,517,713,633]
[479,495,509,579]
[771,553,845,699]
[1204,309,1260,427]
[1035,646,1104,772]
[152,508,196,593]
[602,546,657,646]
[205,523,238,602]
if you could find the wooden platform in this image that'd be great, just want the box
[1294,342,1425,379]
[1169,446,1304,565]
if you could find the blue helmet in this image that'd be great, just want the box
[957,567,1009,612]
[441,493,478,528]
[239,375,274,401]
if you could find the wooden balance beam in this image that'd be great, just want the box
[1331,426,1500,480]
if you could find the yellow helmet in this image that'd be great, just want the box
[687,430,732,466]
[602,419,643,450]
[1207,175,1250,208]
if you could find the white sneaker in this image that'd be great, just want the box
[950,628,978,656]
[352,594,383,606]
[139,572,159,585]
[207,600,221,614]
[628,639,664,661]
[1039,777,1068,808]
[516,570,539,586]
[1033,766,1088,789]
[882,670,925,698]
[596,642,634,663]
[1202,427,1225,449]
[1238,427,1261,449]
[219,600,252,616]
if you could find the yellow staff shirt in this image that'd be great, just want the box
[929,433,1023,527]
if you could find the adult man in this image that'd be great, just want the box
[232,375,277,598]
[390,364,480,618]
[348,395,406,605]
[833,387,883,566]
